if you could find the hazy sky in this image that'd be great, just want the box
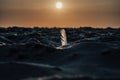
[0,0,120,28]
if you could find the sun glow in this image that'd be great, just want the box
[56,2,62,9]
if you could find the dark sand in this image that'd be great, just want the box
[0,27,120,80]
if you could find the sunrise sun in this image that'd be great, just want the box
[56,2,62,9]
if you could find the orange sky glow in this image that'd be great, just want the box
[0,0,120,28]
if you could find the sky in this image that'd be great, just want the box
[0,0,120,28]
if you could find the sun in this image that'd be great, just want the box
[56,2,62,9]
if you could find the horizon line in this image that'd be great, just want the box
[0,26,119,29]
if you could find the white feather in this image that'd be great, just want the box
[60,29,67,46]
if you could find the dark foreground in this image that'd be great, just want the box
[0,27,120,80]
